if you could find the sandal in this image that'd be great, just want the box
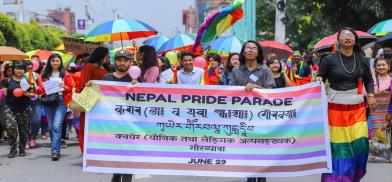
[369,156,377,162]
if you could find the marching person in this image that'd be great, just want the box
[102,49,135,182]
[317,27,376,181]
[37,54,73,161]
[3,62,34,158]
[230,40,275,182]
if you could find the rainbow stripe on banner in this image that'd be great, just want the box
[83,82,332,177]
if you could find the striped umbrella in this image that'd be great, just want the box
[26,50,63,61]
[86,19,158,48]
[142,35,169,51]
[368,19,392,36]
[157,34,195,53]
[207,35,242,54]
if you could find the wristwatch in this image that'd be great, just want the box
[367,93,375,97]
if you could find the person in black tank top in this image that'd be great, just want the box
[267,58,292,88]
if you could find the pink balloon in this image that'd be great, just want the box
[0,89,4,100]
[13,88,24,97]
[194,56,206,69]
[32,60,40,72]
[128,66,141,79]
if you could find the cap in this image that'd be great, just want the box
[115,49,132,60]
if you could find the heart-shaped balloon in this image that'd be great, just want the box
[128,66,141,79]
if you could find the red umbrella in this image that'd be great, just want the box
[315,31,376,52]
[259,40,293,59]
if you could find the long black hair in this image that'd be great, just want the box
[159,56,171,72]
[337,27,361,52]
[373,57,391,92]
[239,40,264,65]
[88,46,109,66]
[42,53,65,80]
[225,53,240,72]
[266,57,282,73]
[139,45,158,73]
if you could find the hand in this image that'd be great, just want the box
[25,92,35,98]
[85,81,93,87]
[131,79,138,85]
[59,82,66,88]
[367,95,377,112]
[316,76,323,82]
[282,65,287,73]
[245,83,262,91]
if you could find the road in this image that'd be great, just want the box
[1,136,391,182]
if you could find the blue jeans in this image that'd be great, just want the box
[43,95,67,155]
[29,100,41,138]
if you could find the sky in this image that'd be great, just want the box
[18,0,194,37]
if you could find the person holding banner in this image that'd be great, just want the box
[230,40,275,182]
[102,49,134,182]
[317,27,376,182]
[78,47,111,154]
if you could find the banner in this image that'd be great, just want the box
[84,81,332,177]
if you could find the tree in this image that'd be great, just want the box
[255,0,392,51]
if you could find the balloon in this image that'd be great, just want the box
[0,89,4,101]
[128,66,141,79]
[13,88,24,97]
[165,51,178,65]
[32,60,40,72]
[194,56,207,69]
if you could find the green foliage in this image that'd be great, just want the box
[256,0,392,51]
[0,13,65,51]
[71,33,85,39]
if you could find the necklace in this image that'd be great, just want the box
[338,52,356,74]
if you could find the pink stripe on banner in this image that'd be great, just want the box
[86,149,326,160]
[87,136,326,149]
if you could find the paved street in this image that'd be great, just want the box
[1,136,392,182]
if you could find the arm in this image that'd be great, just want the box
[363,57,375,94]
[263,69,276,89]
[36,75,46,95]
[144,66,160,83]
[317,56,329,81]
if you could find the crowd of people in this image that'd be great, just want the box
[0,27,391,182]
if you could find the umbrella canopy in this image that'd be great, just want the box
[376,32,392,47]
[86,19,158,42]
[26,50,63,61]
[0,46,28,61]
[157,34,195,53]
[260,40,293,59]
[315,31,376,52]
[109,46,136,61]
[208,35,242,54]
[142,35,169,51]
[368,19,392,36]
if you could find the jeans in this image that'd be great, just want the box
[43,95,67,155]
[29,100,41,139]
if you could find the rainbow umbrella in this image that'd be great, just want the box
[142,35,169,51]
[157,34,195,53]
[109,46,136,62]
[26,50,63,61]
[368,19,392,36]
[86,19,158,48]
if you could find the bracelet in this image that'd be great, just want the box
[367,93,375,97]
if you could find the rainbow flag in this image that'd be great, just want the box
[193,0,244,51]
[84,81,332,177]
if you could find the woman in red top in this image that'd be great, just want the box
[205,53,223,85]
[37,54,73,161]
[78,46,112,154]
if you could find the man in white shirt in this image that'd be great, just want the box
[176,51,205,85]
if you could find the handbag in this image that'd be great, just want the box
[40,93,59,106]
[69,88,86,112]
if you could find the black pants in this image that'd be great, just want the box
[112,174,132,182]
[247,177,266,182]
